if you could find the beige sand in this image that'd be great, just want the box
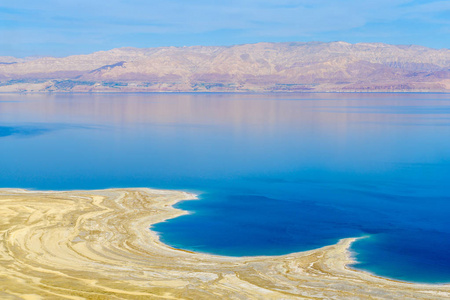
[0,188,448,299]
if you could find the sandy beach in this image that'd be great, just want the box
[0,188,449,299]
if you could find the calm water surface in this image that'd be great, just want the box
[1,93,449,283]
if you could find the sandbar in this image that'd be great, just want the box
[0,188,449,299]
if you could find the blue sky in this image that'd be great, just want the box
[0,0,449,57]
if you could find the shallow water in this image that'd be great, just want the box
[1,92,449,283]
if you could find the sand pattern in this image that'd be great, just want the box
[0,188,448,299]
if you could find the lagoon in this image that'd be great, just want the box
[1,92,449,283]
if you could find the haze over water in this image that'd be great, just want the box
[1,93,449,283]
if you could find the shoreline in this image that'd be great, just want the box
[1,187,449,299]
[2,91,450,95]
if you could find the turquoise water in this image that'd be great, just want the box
[1,93,449,283]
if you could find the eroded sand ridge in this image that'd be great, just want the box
[0,188,448,299]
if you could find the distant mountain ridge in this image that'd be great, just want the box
[1,41,449,92]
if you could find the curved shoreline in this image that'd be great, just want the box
[0,188,449,299]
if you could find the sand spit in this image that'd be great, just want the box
[0,188,448,299]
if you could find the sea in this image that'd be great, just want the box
[1,92,449,283]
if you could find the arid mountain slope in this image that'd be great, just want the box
[1,42,449,92]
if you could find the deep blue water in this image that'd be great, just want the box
[1,93,449,283]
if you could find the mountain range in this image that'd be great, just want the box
[1,41,449,93]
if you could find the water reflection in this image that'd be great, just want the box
[1,93,450,282]
[2,93,449,128]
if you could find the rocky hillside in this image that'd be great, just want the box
[1,42,449,92]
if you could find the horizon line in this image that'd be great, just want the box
[4,40,449,60]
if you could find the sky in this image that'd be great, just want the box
[0,0,449,57]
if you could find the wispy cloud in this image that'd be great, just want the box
[0,0,448,57]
